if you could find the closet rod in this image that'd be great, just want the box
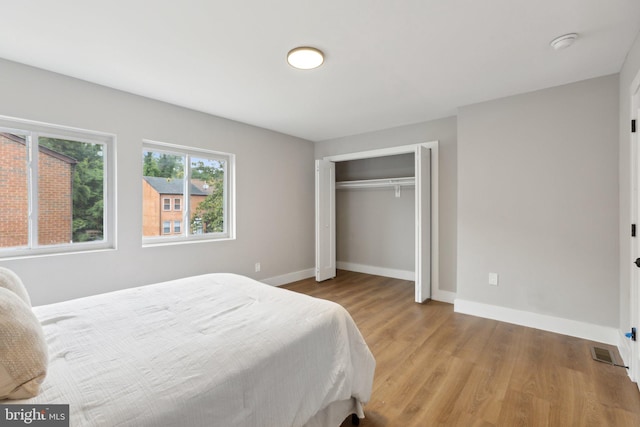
[335,176,415,190]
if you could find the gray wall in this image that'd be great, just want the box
[337,188,415,272]
[0,59,315,305]
[335,153,415,181]
[315,117,458,293]
[457,74,620,327]
[619,31,640,330]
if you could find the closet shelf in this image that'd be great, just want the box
[335,176,415,190]
[336,176,415,197]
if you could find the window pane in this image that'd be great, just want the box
[174,220,181,233]
[142,150,185,237]
[38,137,104,245]
[0,133,29,248]
[190,157,225,234]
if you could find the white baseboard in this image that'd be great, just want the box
[432,289,456,304]
[261,268,315,287]
[454,299,619,345]
[336,261,457,304]
[336,261,414,281]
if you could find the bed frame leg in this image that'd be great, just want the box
[351,414,360,425]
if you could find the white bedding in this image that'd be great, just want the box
[14,273,375,426]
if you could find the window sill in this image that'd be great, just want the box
[142,235,235,248]
[0,244,116,261]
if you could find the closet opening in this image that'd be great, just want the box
[335,153,416,282]
[315,142,438,303]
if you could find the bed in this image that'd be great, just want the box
[2,272,375,426]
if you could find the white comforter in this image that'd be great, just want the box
[17,273,375,426]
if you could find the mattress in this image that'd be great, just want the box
[13,273,375,426]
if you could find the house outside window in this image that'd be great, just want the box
[163,198,171,211]
[174,198,181,211]
[163,221,171,234]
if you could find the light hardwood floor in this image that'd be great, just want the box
[282,270,640,427]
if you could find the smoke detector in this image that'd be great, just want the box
[550,33,578,50]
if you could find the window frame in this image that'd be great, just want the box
[0,115,116,258]
[142,140,235,246]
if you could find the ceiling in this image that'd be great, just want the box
[0,1,639,142]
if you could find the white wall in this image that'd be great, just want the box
[619,30,640,331]
[315,117,457,293]
[457,74,619,328]
[0,59,315,305]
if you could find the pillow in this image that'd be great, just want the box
[0,267,31,306]
[0,287,48,400]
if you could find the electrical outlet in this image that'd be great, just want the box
[489,272,498,286]
[255,262,261,273]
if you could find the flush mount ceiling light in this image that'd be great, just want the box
[550,33,578,50]
[287,46,324,70]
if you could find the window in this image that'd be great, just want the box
[0,116,115,257]
[163,221,171,234]
[142,141,234,244]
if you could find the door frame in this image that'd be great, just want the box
[629,70,640,388]
[319,141,439,303]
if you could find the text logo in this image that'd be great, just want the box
[0,405,69,426]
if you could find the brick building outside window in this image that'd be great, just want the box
[142,176,213,237]
[0,133,76,248]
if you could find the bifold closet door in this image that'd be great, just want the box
[315,159,336,281]
[415,146,431,302]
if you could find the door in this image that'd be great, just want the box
[315,159,336,281]
[415,146,431,302]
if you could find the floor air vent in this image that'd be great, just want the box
[591,346,615,365]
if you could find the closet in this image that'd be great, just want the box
[315,142,438,303]
[334,154,416,280]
